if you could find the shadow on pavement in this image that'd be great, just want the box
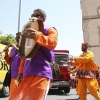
[48,88,78,96]
[48,89,80,100]
[48,89,64,95]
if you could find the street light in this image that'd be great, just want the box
[18,0,21,32]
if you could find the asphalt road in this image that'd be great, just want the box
[0,88,97,100]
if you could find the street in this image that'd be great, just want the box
[0,88,96,100]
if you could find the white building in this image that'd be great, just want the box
[80,0,100,66]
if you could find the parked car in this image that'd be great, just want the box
[51,50,71,93]
[0,44,10,97]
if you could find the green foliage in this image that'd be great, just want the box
[0,34,16,45]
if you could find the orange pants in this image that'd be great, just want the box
[10,78,16,95]
[50,81,52,88]
[76,78,100,100]
[9,75,50,100]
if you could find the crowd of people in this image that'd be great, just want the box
[2,8,100,100]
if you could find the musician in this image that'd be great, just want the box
[8,9,58,100]
[96,66,100,89]
[4,32,25,94]
[68,42,100,100]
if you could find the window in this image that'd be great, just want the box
[55,54,69,66]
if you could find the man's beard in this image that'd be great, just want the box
[82,49,85,51]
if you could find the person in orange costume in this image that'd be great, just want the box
[8,9,58,100]
[96,66,100,88]
[4,32,25,95]
[68,67,78,87]
[68,42,100,100]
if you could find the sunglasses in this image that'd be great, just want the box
[31,14,43,18]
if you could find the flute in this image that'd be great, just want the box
[0,46,9,54]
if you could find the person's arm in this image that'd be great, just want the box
[18,59,25,75]
[4,44,18,65]
[75,52,94,63]
[34,27,58,50]
[4,49,11,65]
[15,59,25,87]
[68,68,77,74]
[4,56,10,65]
[93,63,99,71]
[70,61,79,67]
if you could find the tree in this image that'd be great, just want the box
[0,34,16,45]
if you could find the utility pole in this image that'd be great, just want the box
[18,0,21,33]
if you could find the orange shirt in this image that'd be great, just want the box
[34,27,58,50]
[71,51,98,71]
[4,52,11,65]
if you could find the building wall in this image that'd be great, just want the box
[80,0,100,65]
